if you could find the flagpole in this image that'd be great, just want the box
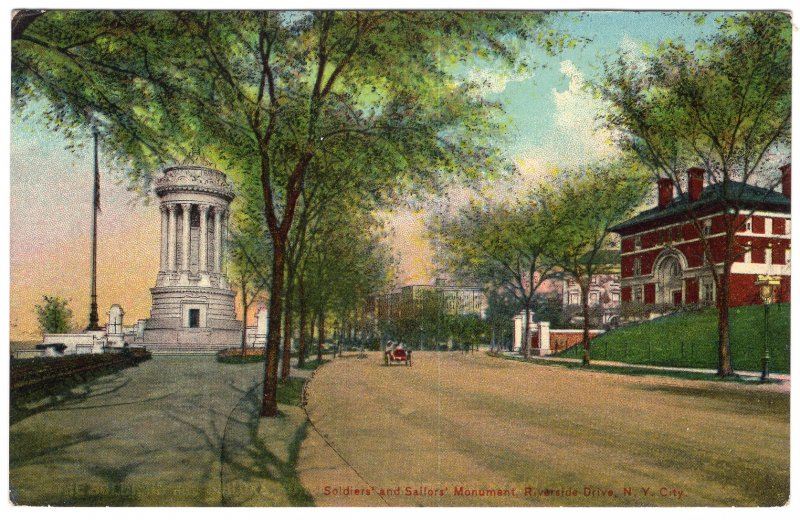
[87,129,102,331]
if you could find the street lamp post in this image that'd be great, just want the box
[755,275,781,382]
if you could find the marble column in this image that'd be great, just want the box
[160,205,168,271]
[167,203,177,271]
[214,206,223,273]
[199,204,209,272]
[223,209,230,274]
[181,203,192,271]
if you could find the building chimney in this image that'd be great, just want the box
[780,164,791,198]
[688,167,705,202]
[657,178,674,208]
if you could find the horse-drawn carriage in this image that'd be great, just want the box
[384,342,412,366]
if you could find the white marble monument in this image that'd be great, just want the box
[138,166,242,353]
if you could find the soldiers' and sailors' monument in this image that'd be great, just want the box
[138,166,242,353]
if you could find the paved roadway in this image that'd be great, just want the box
[298,351,789,506]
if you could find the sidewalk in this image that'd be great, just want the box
[499,351,790,389]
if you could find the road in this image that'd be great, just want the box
[298,351,789,506]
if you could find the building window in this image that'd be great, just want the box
[633,286,643,304]
[701,280,715,306]
[702,219,712,237]
[611,292,620,303]
[658,229,664,244]
[744,218,752,232]
[188,309,200,328]
[669,260,681,277]
[589,292,598,305]
[569,292,580,305]
[633,258,642,276]
[634,235,642,250]
[674,225,683,241]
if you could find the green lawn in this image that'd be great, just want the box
[559,304,790,373]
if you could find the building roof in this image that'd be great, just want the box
[578,249,621,267]
[610,181,790,234]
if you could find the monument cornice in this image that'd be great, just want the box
[155,165,235,201]
[150,286,236,297]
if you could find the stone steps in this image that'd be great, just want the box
[131,344,235,355]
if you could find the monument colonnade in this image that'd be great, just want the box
[158,202,229,275]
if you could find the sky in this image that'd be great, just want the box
[9,11,724,340]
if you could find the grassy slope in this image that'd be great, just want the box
[558,303,790,374]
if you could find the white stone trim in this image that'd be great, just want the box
[730,262,790,276]
[621,231,727,256]
[620,209,790,256]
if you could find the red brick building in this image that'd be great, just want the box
[610,165,791,311]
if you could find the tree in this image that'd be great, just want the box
[300,198,393,361]
[13,11,569,415]
[539,161,649,366]
[485,289,521,351]
[433,197,556,358]
[228,230,270,355]
[34,295,74,334]
[227,174,272,354]
[599,12,791,376]
[446,313,488,351]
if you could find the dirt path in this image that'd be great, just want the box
[298,351,789,506]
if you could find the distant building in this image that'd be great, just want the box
[610,165,791,312]
[375,279,486,320]
[561,272,621,325]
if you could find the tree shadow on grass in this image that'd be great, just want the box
[221,383,315,506]
[9,427,112,505]
[11,373,133,425]
[52,462,145,506]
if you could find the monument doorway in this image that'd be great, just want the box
[189,309,200,328]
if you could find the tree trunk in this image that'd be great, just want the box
[240,278,249,355]
[717,262,734,376]
[260,237,286,417]
[297,279,307,369]
[281,275,294,383]
[317,310,325,363]
[581,279,591,366]
[522,301,531,359]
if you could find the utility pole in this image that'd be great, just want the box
[86,130,102,331]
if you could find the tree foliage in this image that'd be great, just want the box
[34,295,74,334]
[432,196,556,357]
[539,161,649,365]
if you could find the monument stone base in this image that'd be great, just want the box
[137,286,242,354]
